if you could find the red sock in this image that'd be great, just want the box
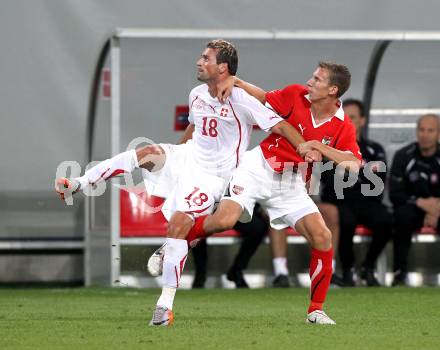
[308,247,333,314]
[186,215,208,248]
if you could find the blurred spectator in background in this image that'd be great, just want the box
[192,204,269,288]
[320,99,392,286]
[269,228,290,287]
[389,114,440,286]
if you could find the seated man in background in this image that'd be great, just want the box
[390,114,440,286]
[320,99,392,287]
[191,204,269,288]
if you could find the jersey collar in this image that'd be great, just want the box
[304,94,345,121]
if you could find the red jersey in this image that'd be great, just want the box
[260,84,361,173]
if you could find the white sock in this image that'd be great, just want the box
[75,149,138,189]
[157,238,188,310]
[156,287,176,311]
[273,257,289,276]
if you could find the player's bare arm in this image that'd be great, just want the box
[297,140,360,172]
[178,124,195,144]
[217,76,266,104]
[55,125,195,202]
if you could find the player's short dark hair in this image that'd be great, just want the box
[207,39,238,76]
[343,98,365,116]
[318,61,351,98]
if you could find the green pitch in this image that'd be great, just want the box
[1,287,439,349]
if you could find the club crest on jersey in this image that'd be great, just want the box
[232,185,244,195]
[220,107,229,117]
[431,173,438,184]
[321,136,332,145]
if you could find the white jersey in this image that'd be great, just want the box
[188,84,283,178]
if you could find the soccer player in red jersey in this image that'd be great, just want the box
[152,62,361,324]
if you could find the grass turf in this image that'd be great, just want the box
[0,287,439,349]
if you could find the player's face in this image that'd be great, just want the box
[344,104,365,134]
[417,116,440,151]
[306,68,337,101]
[196,48,220,82]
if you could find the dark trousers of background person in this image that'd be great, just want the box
[191,208,269,288]
[393,204,440,275]
[337,201,393,273]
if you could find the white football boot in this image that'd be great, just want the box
[306,310,336,325]
[147,243,166,276]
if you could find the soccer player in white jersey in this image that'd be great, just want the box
[55,40,320,326]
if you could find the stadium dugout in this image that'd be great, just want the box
[79,28,440,288]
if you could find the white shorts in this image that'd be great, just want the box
[224,147,319,230]
[142,141,192,198]
[142,140,228,221]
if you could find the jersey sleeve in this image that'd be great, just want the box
[187,92,197,124]
[334,120,362,160]
[234,89,284,132]
[265,85,298,117]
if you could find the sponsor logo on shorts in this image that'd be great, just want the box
[232,185,244,195]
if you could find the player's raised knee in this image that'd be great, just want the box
[136,144,166,172]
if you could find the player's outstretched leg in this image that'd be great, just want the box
[55,145,166,200]
[294,212,336,325]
